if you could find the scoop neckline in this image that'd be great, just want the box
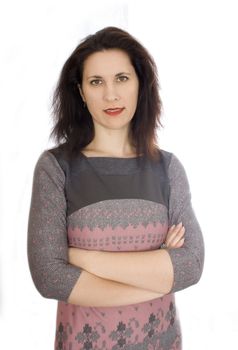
[79,151,144,160]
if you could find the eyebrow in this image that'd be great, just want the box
[87,72,131,80]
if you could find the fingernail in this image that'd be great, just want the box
[178,222,183,227]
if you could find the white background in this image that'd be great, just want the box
[0,0,237,348]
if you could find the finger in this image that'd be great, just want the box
[167,235,185,249]
[169,226,185,245]
[167,225,176,235]
[167,222,183,236]
[173,237,185,249]
[166,224,184,240]
[166,226,185,247]
[166,224,181,242]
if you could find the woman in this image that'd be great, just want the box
[27,26,204,349]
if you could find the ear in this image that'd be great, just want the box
[77,84,85,102]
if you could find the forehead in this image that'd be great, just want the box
[82,49,135,77]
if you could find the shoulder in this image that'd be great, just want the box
[33,144,68,179]
[159,149,188,181]
[47,143,69,161]
[39,143,73,173]
[159,149,173,166]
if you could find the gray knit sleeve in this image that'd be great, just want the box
[27,150,81,301]
[166,153,205,293]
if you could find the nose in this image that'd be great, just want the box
[103,83,120,102]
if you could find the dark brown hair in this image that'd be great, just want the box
[50,26,163,161]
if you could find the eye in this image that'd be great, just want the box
[117,76,129,82]
[90,79,103,86]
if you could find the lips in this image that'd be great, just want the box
[104,108,124,112]
[104,107,125,116]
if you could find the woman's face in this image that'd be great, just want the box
[79,49,139,133]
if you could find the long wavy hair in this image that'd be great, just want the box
[50,26,163,161]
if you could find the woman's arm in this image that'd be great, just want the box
[166,153,205,293]
[27,151,81,301]
[68,270,164,307]
[69,224,186,295]
[70,248,174,294]
[27,150,164,306]
[69,154,204,295]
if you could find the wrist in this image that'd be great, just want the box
[69,247,98,272]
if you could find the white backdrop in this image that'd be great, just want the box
[0,0,237,348]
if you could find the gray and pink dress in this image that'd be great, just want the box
[27,144,204,350]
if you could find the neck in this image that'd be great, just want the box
[85,128,136,157]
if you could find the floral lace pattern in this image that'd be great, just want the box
[67,199,168,252]
[68,199,168,231]
[55,299,181,350]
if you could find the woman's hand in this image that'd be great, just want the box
[162,222,185,249]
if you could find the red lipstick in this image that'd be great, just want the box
[104,108,125,116]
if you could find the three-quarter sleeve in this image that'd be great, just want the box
[27,150,81,301]
[166,153,205,293]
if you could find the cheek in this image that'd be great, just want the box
[85,93,101,110]
[126,86,139,105]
